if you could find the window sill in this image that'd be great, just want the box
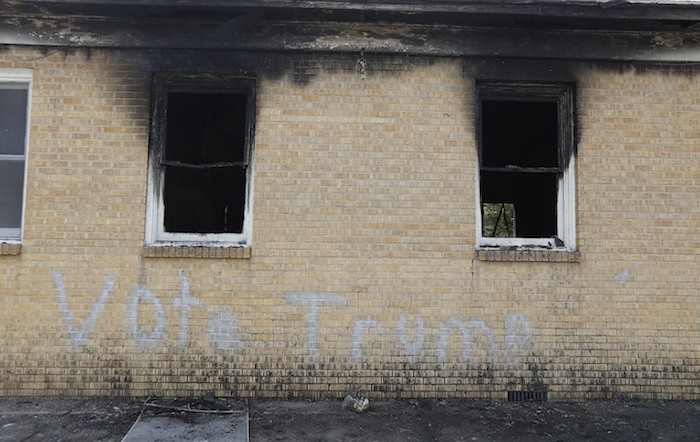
[0,242,21,256]
[143,245,251,259]
[475,248,580,263]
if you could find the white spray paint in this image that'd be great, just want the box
[172,271,201,349]
[351,319,381,362]
[504,314,532,367]
[614,269,631,284]
[285,292,348,359]
[127,286,166,350]
[51,271,535,365]
[437,318,496,363]
[52,272,116,349]
[397,315,425,363]
[208,308,244,351]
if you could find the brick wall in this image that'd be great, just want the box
[0,47,698,399]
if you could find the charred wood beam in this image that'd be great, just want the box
[2,16,700,63]
[6,0,700,22]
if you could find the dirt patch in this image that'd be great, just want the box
[249,399,700,442]
[0,398,142,442]
[1,397,699,441]
[0,398,247,442]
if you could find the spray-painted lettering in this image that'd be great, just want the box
[285,292,348,359]
[53,273,534,365]
[127,286,166,350]
[52,272,116,349]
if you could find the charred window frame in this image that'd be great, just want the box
[146,73,256,246]
[475,81,576,250]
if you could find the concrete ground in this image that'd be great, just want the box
[121,399,247,442]
[0,398,698,441]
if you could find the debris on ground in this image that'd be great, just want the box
[342,394,370,413]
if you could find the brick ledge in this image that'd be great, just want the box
[476,248,580,263]
[143,245,251,259]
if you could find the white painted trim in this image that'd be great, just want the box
[474,156,482,248]
[0,69,32,82]
[144,151,159,245]
[242,134,255,247]
[143,241,249,248]
[478,237,555,248]
[0,154,24,161]
[154,168,166,240]
[20,74,32,243]
[560,154,577,250]
[157,232,247,244]
[0,227,20,240]
[0,70,32,243]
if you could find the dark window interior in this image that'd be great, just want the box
[165,92,247,164]
[0,88,28,155]
[481,100,558,168]
[162,90,248,235]
[0,87,27,231]
[163,166,246,234]
[0,161,24,229]
[480,99,559,238]
[481,172,557,238]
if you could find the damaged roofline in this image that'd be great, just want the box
[5,17,700,64]
[11,0,700,21]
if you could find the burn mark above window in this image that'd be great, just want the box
[476,82,576,250]
[147,74,255,245]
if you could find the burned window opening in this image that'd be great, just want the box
[163,91,248,234]
[148,74,255,244]
[477,82,575,249]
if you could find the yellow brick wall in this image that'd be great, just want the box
[0,47,698,399]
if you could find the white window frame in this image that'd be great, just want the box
[475,81,576,251]
[145,73,256,247]
[0,69,32,244]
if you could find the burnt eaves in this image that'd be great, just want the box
[3,0,700,62]
[4,0,700,30]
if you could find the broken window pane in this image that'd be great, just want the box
[0,88,28,155]
[482,203,516,238]
[0,161,24,229]
[165,92,247,165]
[163,166,246,234]
[481,100,558,168]
[480,172,557,238]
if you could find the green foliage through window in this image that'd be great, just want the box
[482,203,516,237]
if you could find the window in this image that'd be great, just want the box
[146,73,255,246]
[0,70,32,243]
[476,81,575,250]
